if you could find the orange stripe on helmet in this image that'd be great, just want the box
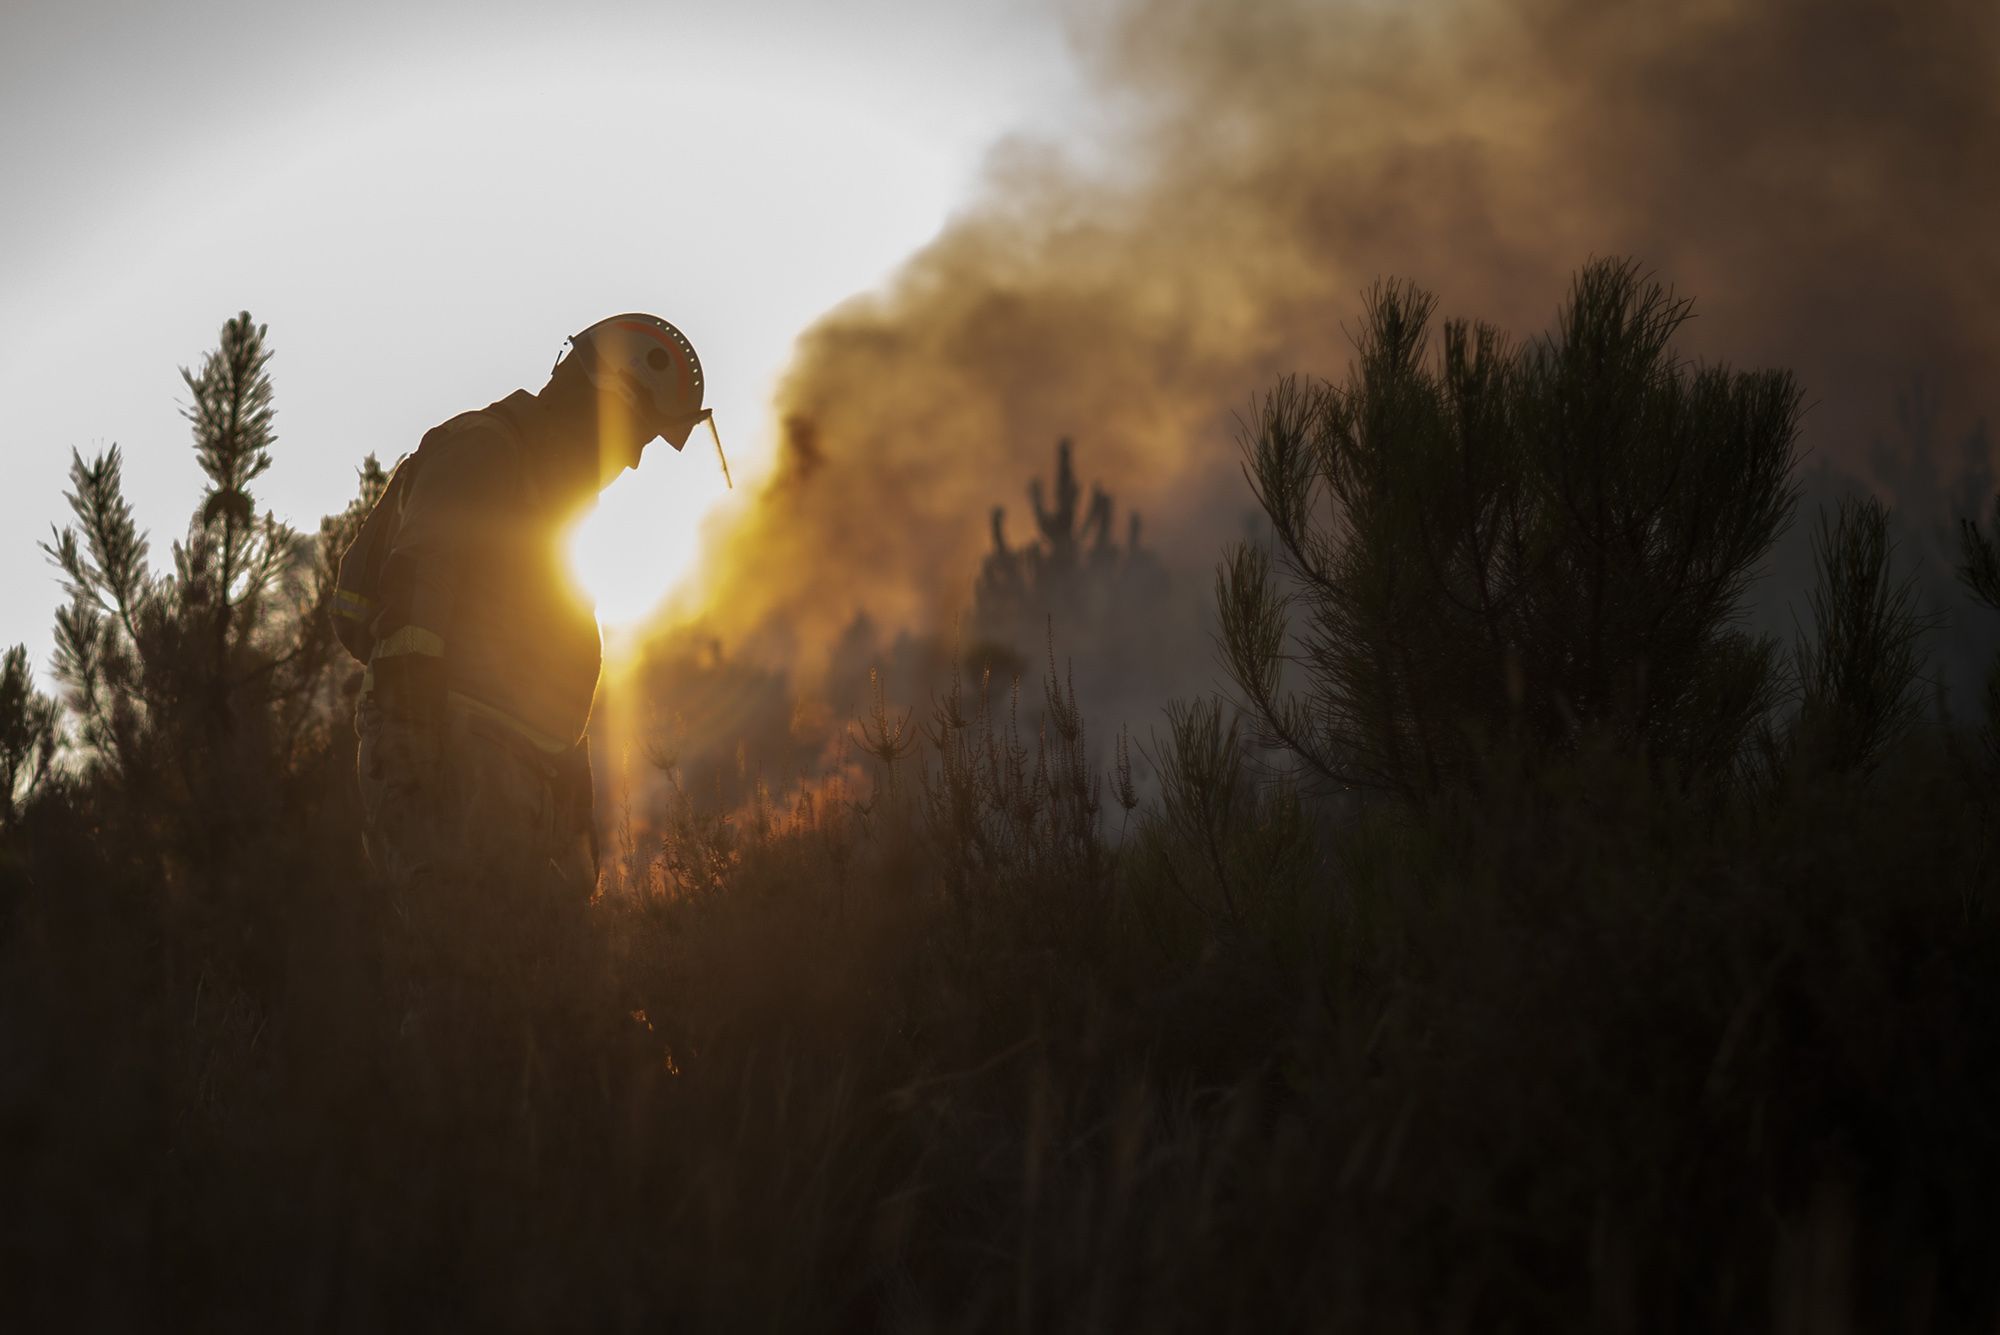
[614,319,696,408]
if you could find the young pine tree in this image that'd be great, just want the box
[1956,491,2000,769]
[973,438,1164,654]
[1790,496,1929,777]
[42,313,359,847]
[174,312,306,732]
[969,439,1175,724]
[0,645,59,830]
[43,445,153,773]
[1219,258,1805,801]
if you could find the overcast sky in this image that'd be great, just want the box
[0,0,1084,670]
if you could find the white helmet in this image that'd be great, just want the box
[556,313,708,450]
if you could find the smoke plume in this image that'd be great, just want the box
[690,0,2000,674]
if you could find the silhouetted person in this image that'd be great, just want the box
[334,314,714,896]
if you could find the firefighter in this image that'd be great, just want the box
[336,314,713,897]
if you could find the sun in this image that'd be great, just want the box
[568,451,732,628]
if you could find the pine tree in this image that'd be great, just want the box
[174,312,303,733]
[1220,259,1806,799]
[972,438,1167,669]
[0,645,59,830]
[1957,491,2000,768]
[41,313,366,832]
[1791,496,1929,776]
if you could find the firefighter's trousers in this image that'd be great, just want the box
[356,691,598,900]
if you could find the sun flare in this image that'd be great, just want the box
[569,451,733,629]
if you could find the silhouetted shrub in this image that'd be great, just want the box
[1789,495,1930,776]
[0,645,58,831]
[1957,490,2000,769]
[972,438,1167,664]
[1221,259,1804,799]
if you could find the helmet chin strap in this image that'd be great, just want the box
[703,412,733,490]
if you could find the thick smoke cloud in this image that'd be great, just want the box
[690,0,2000,673]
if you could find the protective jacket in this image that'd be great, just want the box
[348,391,603,751]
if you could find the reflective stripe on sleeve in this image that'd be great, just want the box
[333,588,375,622]
[372,626,447,659]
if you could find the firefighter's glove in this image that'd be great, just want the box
[373,650,448,788]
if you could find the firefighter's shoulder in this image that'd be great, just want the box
[422,403,519,453]
[406,403,530,507]
[419,398,537,466]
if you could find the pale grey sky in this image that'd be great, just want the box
[0,0,1085,669]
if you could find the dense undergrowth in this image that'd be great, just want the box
[5,268,2000,1331]
[7,677,1998,1332]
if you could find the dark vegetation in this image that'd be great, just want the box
[5,263,2000,1331]
[615,435,1183,823]
[970,437,1173,686]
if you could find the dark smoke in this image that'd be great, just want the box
[692,0,2000,695]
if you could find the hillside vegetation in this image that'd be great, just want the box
[4,264,1999,1332]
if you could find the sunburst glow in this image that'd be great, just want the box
[569,445,735,629]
